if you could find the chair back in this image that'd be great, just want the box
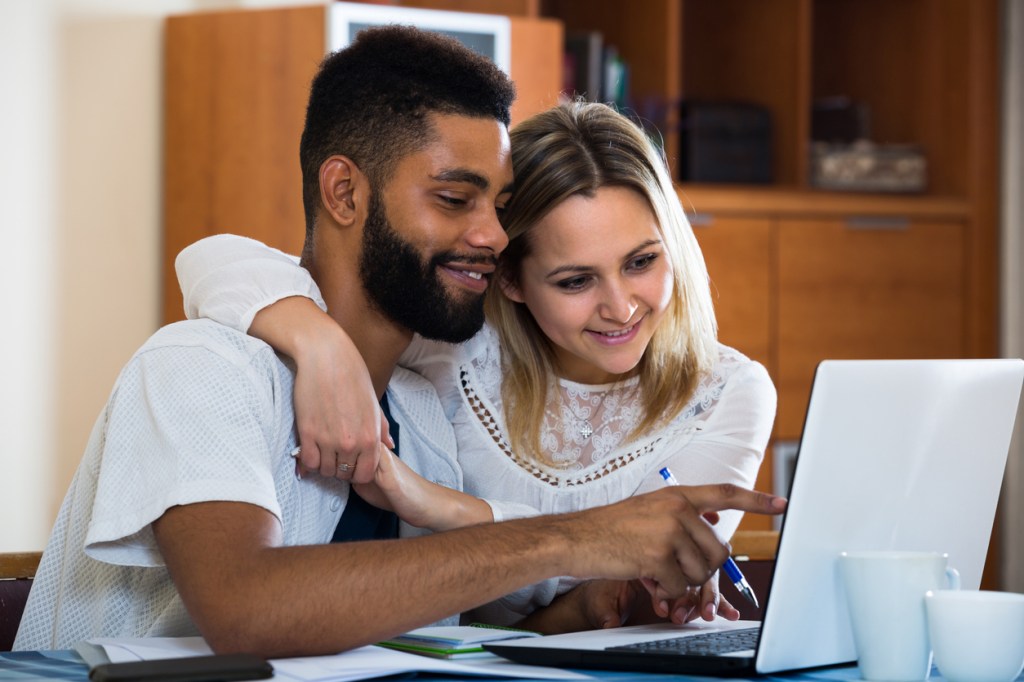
[0,552,42,651]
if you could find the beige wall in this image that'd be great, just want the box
[1,2,58,551]
[0,0,319,552]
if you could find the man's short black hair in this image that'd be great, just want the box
[299,25,515,243]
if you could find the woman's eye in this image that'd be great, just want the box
[556,276,590,291]
[628,253,658,271]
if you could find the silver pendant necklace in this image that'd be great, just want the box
[546,398,624,441]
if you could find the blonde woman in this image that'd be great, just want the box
[176,102,776,627]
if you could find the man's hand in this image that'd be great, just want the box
[557,484,785,603]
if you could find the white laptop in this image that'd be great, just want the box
[487,359,1024,676]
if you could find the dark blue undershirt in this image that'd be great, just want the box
[330,395,400,543]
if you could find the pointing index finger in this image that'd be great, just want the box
[676,483,787,516]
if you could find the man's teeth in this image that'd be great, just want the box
[466,271,482,280]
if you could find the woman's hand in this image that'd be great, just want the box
[516,580,642,635]
[290,329,391,483]
[352,446,492,531]
[644,572,741,624]
[247,296,391,483]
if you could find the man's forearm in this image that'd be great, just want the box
[155,484,786,657]
[155,501,574,657]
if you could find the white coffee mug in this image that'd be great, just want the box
[839,551,960,681]
[925,590,1024,682]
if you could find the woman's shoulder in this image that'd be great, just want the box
[712,342,771,383]
[398,322,498,368]
[460,322,505,402]
[668,342,773,426]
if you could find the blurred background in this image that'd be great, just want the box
[1,0,1022,590]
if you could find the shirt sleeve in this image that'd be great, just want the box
[84,339,283,567]
[634,359,777,541]
[175,234,326,332]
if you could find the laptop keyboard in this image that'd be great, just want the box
[607,627,760,657]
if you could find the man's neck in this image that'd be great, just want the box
[304,255,412,400]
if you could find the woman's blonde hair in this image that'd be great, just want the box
[485,101,718,464]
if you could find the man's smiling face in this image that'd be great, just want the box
[358,112,513,342]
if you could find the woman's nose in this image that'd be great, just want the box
[599,282,638,324]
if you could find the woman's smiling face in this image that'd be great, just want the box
[501,185,675,384]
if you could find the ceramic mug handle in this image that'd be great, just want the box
[945,566,961,591]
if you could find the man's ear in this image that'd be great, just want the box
[319,156,365,227]
[499,270,525,303]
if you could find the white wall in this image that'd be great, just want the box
[0,0,319,552]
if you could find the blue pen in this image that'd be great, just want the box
[659,466,759,609]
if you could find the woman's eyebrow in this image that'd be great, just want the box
[546,263,592,278]
[625,239,662,258]
[545,240,662,279]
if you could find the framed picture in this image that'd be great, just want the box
[327,2,511,75]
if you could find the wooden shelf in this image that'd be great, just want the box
[677,185,971,219]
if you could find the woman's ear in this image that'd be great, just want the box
[499,270,525,303]
[319,156,363,227]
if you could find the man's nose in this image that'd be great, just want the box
[465,208,509,255]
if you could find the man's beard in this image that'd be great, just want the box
[359,192,489,343]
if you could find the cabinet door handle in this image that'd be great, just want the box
[844,216,910,230]
[688,212,715,227]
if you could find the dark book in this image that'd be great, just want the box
[565,30,603,101]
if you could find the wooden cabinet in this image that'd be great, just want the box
[688,201,970,530]
[693,215,773,373]
[776,216,967,438]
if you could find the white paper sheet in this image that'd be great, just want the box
[89,636,213,663]
[87,636,594,681]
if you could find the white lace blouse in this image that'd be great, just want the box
[176,235,777,623]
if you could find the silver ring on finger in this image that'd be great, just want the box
[337,461,354,473]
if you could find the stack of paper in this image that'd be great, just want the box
[82,634,593,682]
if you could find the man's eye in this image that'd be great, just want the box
[439,195,467,207]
